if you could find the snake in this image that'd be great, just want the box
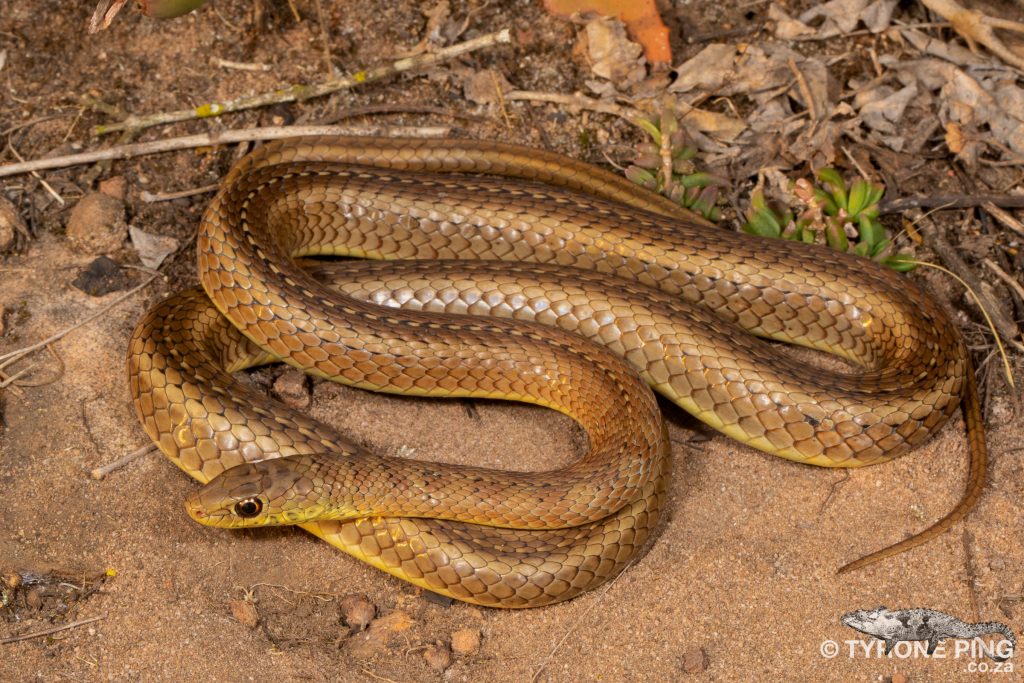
[126,136,987,608]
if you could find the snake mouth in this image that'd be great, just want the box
[184,492,226,526]
[183,488,268,528]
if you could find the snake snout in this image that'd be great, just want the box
[185,457,324,528]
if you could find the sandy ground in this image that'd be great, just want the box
[2,1,1022,681]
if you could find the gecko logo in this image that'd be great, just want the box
[838,606,1015,665]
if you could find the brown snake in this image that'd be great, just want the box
[127,136,987,608]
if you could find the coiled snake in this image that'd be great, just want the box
[127,137,986,608]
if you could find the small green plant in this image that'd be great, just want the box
[625,109,728,222]
[743,169,915,271]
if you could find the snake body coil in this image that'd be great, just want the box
[127,137,986,607]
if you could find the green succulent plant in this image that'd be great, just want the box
[625,110,728,222]
[742,168,915,272]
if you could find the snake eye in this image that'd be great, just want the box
[234,497,263,518]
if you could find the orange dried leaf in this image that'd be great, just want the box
[945,122,965,154]
[543,0,672,65]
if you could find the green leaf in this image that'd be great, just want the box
[813,187,838,215]
[853,241,871,257]
[867,183,886,206]
[883,252,918,272]
[857,215,886,247]
[825,222,848,251]
[750,189,768,212]
[676,146,698,161]
[634,118,662,145]
[847,179,870,216]
[744,209,782,238]
[870,238,892,259]
[816,168,848,211]
[625,166,658,190]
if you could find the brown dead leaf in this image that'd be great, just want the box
[799,0,871,36]
[580,17,646,87]
[900,28,990,66]
[857,83,918,134]
[945,122,966,154]
[768,5,816,40]
[670,44,737,94]
[681,108,746,142]
[778,0,897,39]
[463,69,513,105]
[543,0,671,65]
[721,43,803,103]
[129,226,178,269]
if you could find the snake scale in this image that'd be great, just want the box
[127,137,986,608]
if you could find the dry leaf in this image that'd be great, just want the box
[945,121,966,153]
[543,0,671,64]
[721,43,803,102]
[681,108,746,142]
[582,17,646,87]
[861,0,899,33]
[462,69,512,105]
[768,5,816,40]
[670,44,737,93]
[799,0,871,36]
[789,57,835,121]
[899,28,990,66]
[129,226,178,269]
[858,83,918,134]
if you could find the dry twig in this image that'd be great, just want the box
[0,275,159,374]
[1,613,107,644]
[981,201,1024,239]
[504,91,638,121]
[919,0,1024,70]
[0,125,450,178]
[927,233,1024,354]
[880,194,1024,214]
[94,28,511,135]
[982,258,1024,305]
[141,183,220,203]
[90,443,159,480]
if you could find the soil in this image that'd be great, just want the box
[1,1,1022,681]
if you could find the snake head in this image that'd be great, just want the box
[185,456,330,528]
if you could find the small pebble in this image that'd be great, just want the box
[339,594,376,631]
[423,642,452,672]
[229,599,260,629]
[98,176,127,201]
[0,197,24,252]
[66,192,126,255]
[370,610,412,635]
[891,672,909,683]
[347,610,414,660]
[1,571,20,591]
[451,627,481,656]
[25,588,42,610]
[681,644,707,673]
[273,369,310,409]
